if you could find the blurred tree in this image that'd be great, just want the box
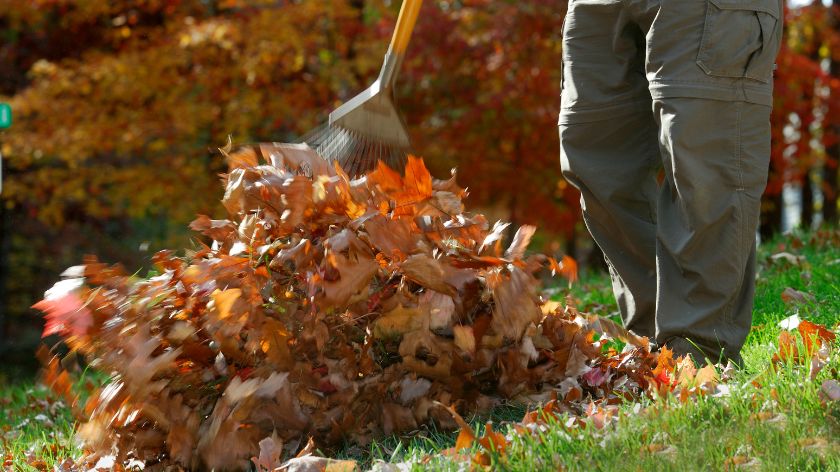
[0,0,390,353]
[826,0,840,225]
[400,0,579,245]
[762,2,840,236]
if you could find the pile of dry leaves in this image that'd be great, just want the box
[35,145,690,470]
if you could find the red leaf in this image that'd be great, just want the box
[32,279,92,338]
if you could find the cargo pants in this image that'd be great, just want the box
[559,0,783,363]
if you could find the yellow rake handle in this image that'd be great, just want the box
[389,0,423,55]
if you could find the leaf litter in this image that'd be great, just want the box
[27,145,838,471]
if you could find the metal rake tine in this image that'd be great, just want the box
[345,131,363,176]
[323,128,347,163]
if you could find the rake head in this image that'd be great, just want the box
[301,123,411,178]
[301,52,412,177]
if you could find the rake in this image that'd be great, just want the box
[301,0,422,177]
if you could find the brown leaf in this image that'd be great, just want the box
[399,328,453,380]
[259,143,336,177]
[505,225,535,260]
[400,254,455,295]
[584,314,647,347]
[212,288,242,319]
[190,214,237,241]
[425,291,456,331]
[224,146,260,171]
[381,403,418,435]
[821,379,840,402]
[780,287,815,305]
[367,160,406,195]
[453,325,476,354]
[488,267,541,342]
[770,251,806,266]
[694,364,718,388]
[320,252,378,307]
[362,215,418,257]
[124,328,181,394]
[261,319,294,370]
[373,304,425,338]
[280,456,358,472]
[398,377,432,405]
[252,433,283,471]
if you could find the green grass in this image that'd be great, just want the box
[2,231,839,471]
[0,383,80,470]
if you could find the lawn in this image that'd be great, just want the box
[2,230,839,471]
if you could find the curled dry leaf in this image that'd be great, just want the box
[770,252,806,266]
[280,456,358,472]
[820,379,840,402]
[780,287,815,305]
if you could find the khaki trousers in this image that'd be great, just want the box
[559,0,783,363]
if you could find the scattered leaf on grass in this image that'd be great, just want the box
[770,252,806,266]
[778,314,801,330]
[820,379,840,402]
[780,287,815,305]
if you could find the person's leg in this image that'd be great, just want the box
[559,0,660,338]
[630,0,783,363]
[653,98,770,364]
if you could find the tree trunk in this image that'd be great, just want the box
[802,170,814,229]
[761,191,784,239]
[585,241,608,273]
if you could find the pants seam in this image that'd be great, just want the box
[560,98,650,114]
[723,102,746,329]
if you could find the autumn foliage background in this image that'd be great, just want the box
[0,0,839,370]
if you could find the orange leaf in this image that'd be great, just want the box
[772,330,800,363]
[436,403,476,450]
[212,288,242,319]
[798,320,836,356]
[367,160,405,196]
[403,155,433,199]
[549,255,578,284]
[478,422,508,454]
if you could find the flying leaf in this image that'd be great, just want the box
[212,288,242,319]
[505,225,535,260]
[251,433,283,472]
[548,255,578,284]
[32,279,93,338]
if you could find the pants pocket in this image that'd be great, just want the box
[696,0,782,83]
